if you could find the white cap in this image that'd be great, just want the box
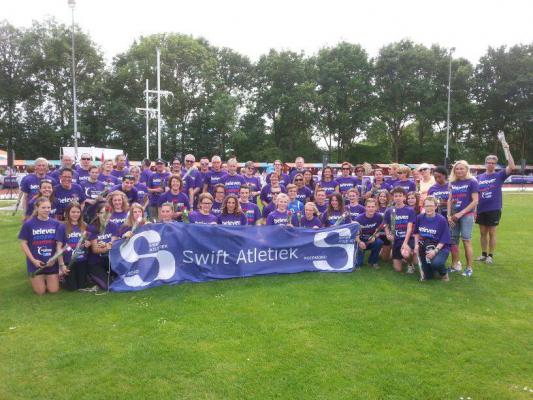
[417,163,432,171]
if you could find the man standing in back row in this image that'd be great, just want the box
[475,140,515,264]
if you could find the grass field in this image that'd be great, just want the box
[0,194,531,399]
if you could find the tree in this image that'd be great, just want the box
[312,42,374,160]
[0,21,29,163]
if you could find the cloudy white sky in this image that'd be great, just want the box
[4,0,532,64]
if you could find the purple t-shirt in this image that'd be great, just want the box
[266,172,291,187]
[296,215,322,228]
[140,168,153,184]
[53,184,86,219]
[414,213,451,251]
[18,217,63,273]
[266,210,291,226]
[477,169,508,213]
[21,174,54,197]
[111,168,129,183]
[316,203,328,216]
[205,170,227,193]
[387,178,400,188]
[217,213,248,226]
[221,174,246,196]
[348,204,365,221]
[25,197,59,218]
[211,201,223,217]
[355,213,383,241]
[88,222,118,264]
[428,182,450,216]
[110,184,138,205]
[373,181,392,192]
[450,179,479,215]
[242,175,262,203]
[108,211,128,226]
[62,224,89,263]
[260,184,286,204]
[318,179,339,196]
[82,179,106,200]
[296,186,313,204]
[76,167,91,184]
[147,172,171,207]
[384,205,416,246]
[321,210,351,227]
[134,182,149,204]
[262,202,276,219]
[396,180,417,194]
[98,174,119,189]
[337,176,356,196]
[240,202,261,225]
[189,211,217,224]
[158,191,190,217]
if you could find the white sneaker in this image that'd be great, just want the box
[485,256,494,264]
[475,255,487,262]
[451,261,462,272]
[407,264,415,274]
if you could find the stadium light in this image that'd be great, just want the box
[445,47,456,168]
[68,0,79,159]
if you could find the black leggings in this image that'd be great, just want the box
[88,257,115,290]
[62,260,89,290]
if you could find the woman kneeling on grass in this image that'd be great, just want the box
[19,197,64,295]
[60,202,92,290]
[87,203,118,290]
[414,196,451,281]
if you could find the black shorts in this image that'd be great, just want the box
[476,209,502,227]
[392,239,414,260]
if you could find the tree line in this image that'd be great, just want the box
[1,19,531,166]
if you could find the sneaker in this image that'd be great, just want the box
[441,273,450,282]
[475,255,487,262]
[461,268,473,277]
[371,264,380,270]
[485,256,494,264]
[451,261,462,272]
[78,285,99,293]
[407,264,415,274]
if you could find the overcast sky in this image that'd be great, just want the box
[4,0,532,64]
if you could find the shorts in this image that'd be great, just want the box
[475,209,502,227]
[451,213,475,243]
[392,238,414,260]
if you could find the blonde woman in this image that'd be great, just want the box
[106,190,130,226]
[447,160,479,277]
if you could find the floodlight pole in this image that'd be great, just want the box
[157,48,161,159]
[445,47,455,168]
[135,79,156,159]
[68,0,78,159]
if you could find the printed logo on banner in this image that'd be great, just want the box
[310,228,354,271]
[119,230,176,287]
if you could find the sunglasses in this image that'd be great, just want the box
[185,160,194,163]
[342,167,351,170]
[294,178,303,181]
[81,157,91,161]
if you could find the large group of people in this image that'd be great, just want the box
[17,141,516,294]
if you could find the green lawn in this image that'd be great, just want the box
[0,194,531,399]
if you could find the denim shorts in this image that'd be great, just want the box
[451,213,475,243]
